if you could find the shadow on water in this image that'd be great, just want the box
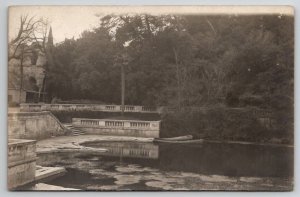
[157,142,293,177]
[47,168,116,190]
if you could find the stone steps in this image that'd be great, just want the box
[35,166,66,182]
[63,124,85,136]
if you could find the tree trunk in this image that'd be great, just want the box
[121,63,125,116]
[19,47,25,103]
[39,72,47,102]
[144,15,152,39]
[173,47,181,110]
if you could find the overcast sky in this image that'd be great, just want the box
[8,6,293,44]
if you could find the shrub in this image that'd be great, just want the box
[160,106,292,144]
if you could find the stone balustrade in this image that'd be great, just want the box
[20,103,163,114]
[8,139,37,190]
[72,118,160,138]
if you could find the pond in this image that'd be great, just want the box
[28,141,294,191]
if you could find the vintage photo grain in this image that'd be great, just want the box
[7,6,294,191]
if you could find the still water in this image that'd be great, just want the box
[34,141,293,191]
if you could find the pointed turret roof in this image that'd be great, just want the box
[47,27,53,47]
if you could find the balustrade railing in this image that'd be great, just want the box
[72,118,160,137]
[130,122,150,128]
[81,119,100,126]
[73,118,160,130]
[105,121,124,127]
[142,106,156,112]
[105,105,116,110]
[20,103,162,113]
[50,105,60,110]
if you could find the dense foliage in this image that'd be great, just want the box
[44,14,294,143]
[46,14,293,113]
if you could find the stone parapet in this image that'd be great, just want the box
[72,118,160,138]
[8,139,36,190]
[20,103,163,114]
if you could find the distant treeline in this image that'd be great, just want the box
[46,14,293,112]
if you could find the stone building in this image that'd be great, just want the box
[8,28,53,104]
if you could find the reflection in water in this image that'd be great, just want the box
[82,141,159,159]
[34,141,293,191]
[38,141,293,178]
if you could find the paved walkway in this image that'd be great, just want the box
[37,135,154,153]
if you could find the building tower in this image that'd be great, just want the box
[47,27,54,49]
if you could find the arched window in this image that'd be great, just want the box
[31,50,39,65]
[28,76,38,91]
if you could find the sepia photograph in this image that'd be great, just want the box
[7,5,294,191]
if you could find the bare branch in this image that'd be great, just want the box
[9,14,49,60]
[206,19,217,36]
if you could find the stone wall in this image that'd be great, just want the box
[8,45,46,91]
[8,139,36,190]
[23,64,45,88]
[8,112,66,140]
[8,89,26,104]
[81,127,160,138]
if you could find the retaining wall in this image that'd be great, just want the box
[8,111,66,140]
